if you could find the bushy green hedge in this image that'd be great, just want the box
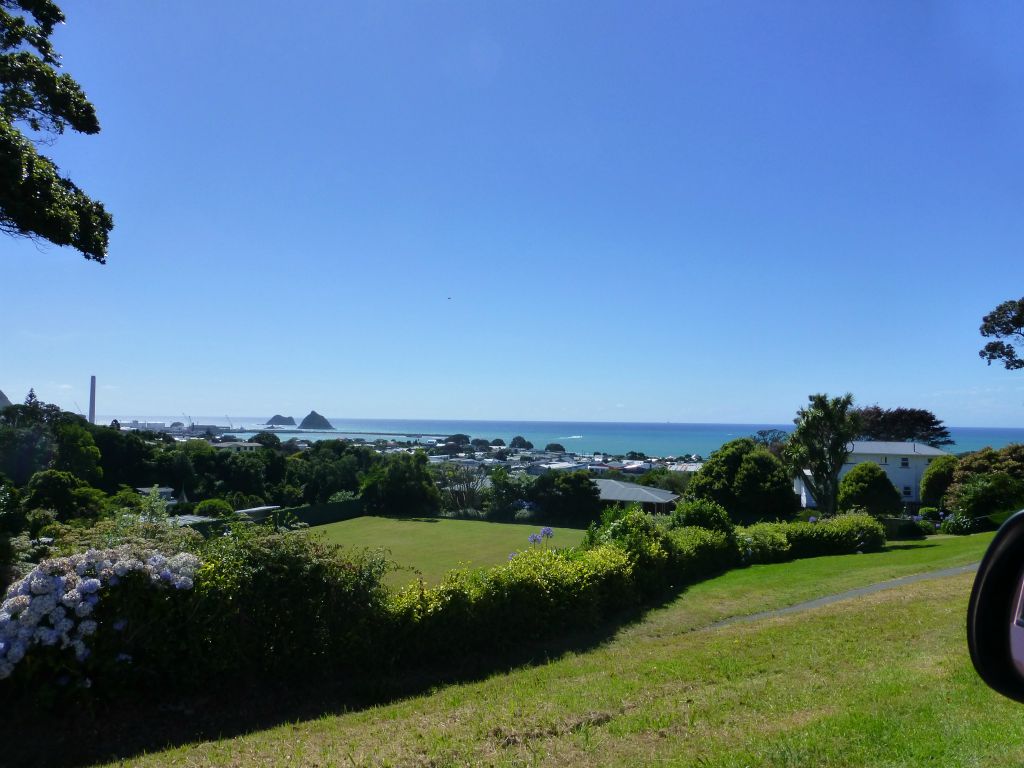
[389,544,634,663]
[735,513,886,565]
[6,507,890,701]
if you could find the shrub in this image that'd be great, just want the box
[837,463,901,517]
[670,499,735,540]
[920,455,958,508]
[940,513,979,536]
[585,506,673,594]
[665,526,736,580]
[918,506,941,521]
[915,518,936,537]
[735,523,792,564]
[879,516,926,540]
[784,513,886,557]
[187,526,391,683]
[194,498,234,518]
[389,544,634,662]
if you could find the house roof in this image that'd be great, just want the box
[849,441,949,457]
[593,479,679,505]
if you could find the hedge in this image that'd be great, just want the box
[3,507,888,700]
[736,513,886,565]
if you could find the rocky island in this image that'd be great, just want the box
[265,414,296,426]
[298,410,334,430]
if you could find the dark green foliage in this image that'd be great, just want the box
[0,0,113,261]
[879,516,927,540]
[979,297,1024,370]
[837,462,902,517]
[545,443,566,453]
[509,436,533,450]
[686,438,798,524]
[853,405,953,447]
[950,472,1024,521]
[918,506,941,521]
[21,468,86,519]
[250,431,282,449]
[195,498,233,518]
[445,434,471,446]
[670,498,735,540]
[946,445,1024,515]
[96,528,391,688]
[360,451,440,516]
[484,466,529,522]
[53,422,102,485]
[635,466,690,495]
[528,470,601,525]
[785,393,860,518]
[920,455,958,508]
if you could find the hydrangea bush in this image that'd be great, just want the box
[0,547,199,681]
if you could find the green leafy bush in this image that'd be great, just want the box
[670,499,735,540]
[918,506,941,521]
[735,514,886,563]
[585,506,674,594]
[194,498,234,517]
[784,513,886,557]
[939,513,979,536]
[735,523,792,564]
[879,516,927,540]
[389,544,634,662]
[837,463,901,517]
[665,526,736,581]
[187,526,391,684]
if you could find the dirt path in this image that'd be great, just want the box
[707,562,980,630]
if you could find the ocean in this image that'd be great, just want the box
[101,416,1024,459]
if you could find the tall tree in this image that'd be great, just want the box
[979,297,1024,370]
[785,393,860,517]
[687,438,797,525]
[853,405,953,447]
[1,0,112,261]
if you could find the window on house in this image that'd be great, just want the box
[900,458,909,468]
[879,456,887,465]
[903,486,912,496]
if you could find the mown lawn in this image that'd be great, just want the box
[114,532,1019,768]
[312,516,587,586]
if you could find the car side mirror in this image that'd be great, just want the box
[968,508,1024,702]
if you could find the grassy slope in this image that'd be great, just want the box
[122,533,1014,767]
[312,516,586,586]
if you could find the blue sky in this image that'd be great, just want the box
[2,1,1023,425]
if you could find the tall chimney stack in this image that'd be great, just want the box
[88,376,96,424]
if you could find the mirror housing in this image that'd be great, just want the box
[968,509,1024,702]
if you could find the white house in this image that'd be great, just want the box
[795,441,950,508]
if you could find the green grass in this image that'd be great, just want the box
[113,532,1012,767]
[312,516,587,586]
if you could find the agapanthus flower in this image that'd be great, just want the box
[528,533,542,545]
[540,527,554,539]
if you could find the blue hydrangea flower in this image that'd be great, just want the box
[808,516,817,523]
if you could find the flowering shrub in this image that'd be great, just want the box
[939,512,979,536]
[0,546,199,682]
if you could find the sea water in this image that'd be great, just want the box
[103,416,1024,458]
